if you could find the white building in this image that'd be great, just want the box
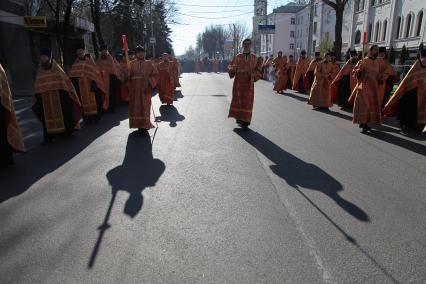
[346,0,426,58]
[259,1,337,58]
[260,3,306,58]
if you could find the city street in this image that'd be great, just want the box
[1,72,425,283]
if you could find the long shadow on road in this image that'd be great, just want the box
[234,129,401,283]
[88,132,165,268]
[0,107,128,204]
[233,128,369,222]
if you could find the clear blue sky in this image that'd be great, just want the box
[171,0,291,55]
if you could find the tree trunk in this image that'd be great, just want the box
[92,32,99,58]
[334,6,344,61]
[92,0,104,47]
[62,0,74,70]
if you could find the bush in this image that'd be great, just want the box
[388,46,395,64]
[399,45,409,64]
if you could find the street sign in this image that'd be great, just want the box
[258,25,275,30]
[149,37,156,44]
[23,16,46,28]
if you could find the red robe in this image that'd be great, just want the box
[384,60,426,132]
[157,60,174,105]
[128,59,159,129]
[308,61,334,108]
[0,64,25,153]
[349,56,386,124]
[228,53,262,123]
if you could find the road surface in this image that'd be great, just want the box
[1,72,425,283]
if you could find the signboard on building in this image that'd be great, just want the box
[258,25,275,34]
[23,16,46,28]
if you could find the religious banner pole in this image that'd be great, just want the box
[122,35,130,70]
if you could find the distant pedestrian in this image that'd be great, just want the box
[330,49,358,109]
[304,52,322,92]
[157,53,174,105]
[292,50,310,93]
[69,42,106,124]
[96,44,123,112]
[308,52,334,111]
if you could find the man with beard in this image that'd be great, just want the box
[96,44,122,112]
[305,52,322,91]
[287,55,296,89]
[273,53,289,94]
[292,50,310,93]
[157,53,174,105]
[308,52,334,111]
[377,47,398,110]
[127,45,159,135]
[69,42,106,124]
[330,49,358,109]
[350,45,386,133]
[384,48,426,132]
[0,64,25,166]
[228,38,262,129]
[33,48,82,144]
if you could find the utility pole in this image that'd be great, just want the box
[307,0,314,57]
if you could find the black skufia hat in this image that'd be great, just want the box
[134,45,145,53]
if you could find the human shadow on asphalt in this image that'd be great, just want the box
[155,105,185,127]
[174,90,184,101]
[0,107,128,203]
[233,128,370,222]
[281,91,309,102]
[88,133,165,268]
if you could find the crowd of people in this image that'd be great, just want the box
[1,38,425,168]
[228,39,425,135]
[1,43,181,167]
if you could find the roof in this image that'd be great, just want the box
[273,2,307,14]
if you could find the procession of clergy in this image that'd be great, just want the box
[1,38,425,167]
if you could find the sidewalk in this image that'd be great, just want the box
[13,97,43,151]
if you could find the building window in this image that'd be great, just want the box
[355,30,361,44]
[313,40,317,51]
[416,11,423,37]
[395,16,402,39]
[290,43,294,50]
[313,22,317,34]
[301,16,303,24]
[325,32,329,41]
[405,13,413,38]
[290,31,295,38]
[291,17,295,25]
[375,21,380,42]
[368,23,373,42]
[371,0,376,6]
[314,4,318,16]
[355,0,360,11]
[382,20,387,41]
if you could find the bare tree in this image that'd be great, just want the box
[227,22,249,55]
[322,0,350,61]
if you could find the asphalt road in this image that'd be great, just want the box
[1,72,425,284]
